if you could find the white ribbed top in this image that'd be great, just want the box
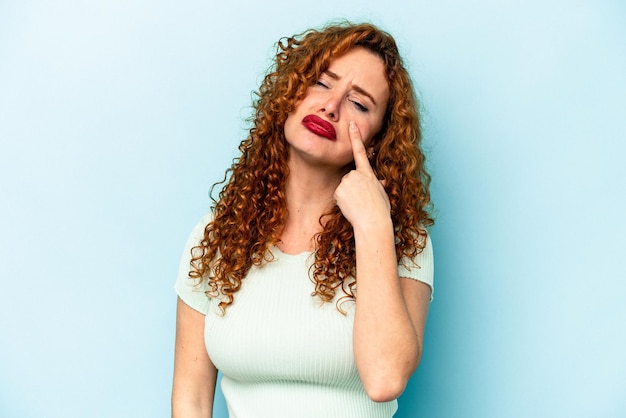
[175,214,434,418]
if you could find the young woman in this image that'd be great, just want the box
[172,22,434,418]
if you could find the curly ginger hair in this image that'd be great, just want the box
[189,22,434,313]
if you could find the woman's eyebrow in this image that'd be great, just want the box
[324,70,377,106]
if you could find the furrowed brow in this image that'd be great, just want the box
[352,85,377,106]
[323,70,377,106]
[324,70,339,80]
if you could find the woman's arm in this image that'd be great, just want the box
[172,297,217,417]
[351,218,431,402]
[334,122,431,402]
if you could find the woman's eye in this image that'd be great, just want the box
[352,100,368,112]
[316,80,329,88]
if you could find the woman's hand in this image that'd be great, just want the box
[334,121,391,229]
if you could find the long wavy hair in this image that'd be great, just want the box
[189,21,434,313]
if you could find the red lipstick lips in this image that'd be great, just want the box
[302,115,337,140]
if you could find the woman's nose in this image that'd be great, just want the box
[320,93,341,121]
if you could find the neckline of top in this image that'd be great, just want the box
[272,245,314,259]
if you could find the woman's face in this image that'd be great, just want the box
[283,47,390,171]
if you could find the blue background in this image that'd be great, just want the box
[1,0,624,417]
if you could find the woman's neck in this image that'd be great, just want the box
[278,162,344,254]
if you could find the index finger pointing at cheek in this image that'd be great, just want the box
[349,121,372,172]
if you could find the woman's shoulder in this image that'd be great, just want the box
[185,211,214,241]
[398,231,434,299]
[173,211,215,314]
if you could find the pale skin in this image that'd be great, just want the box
[172,298,217,417]
[172,48,431,416]
[337,122,431,402]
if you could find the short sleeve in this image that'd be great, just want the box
[174,213,213,315]
[397,234,434,300]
